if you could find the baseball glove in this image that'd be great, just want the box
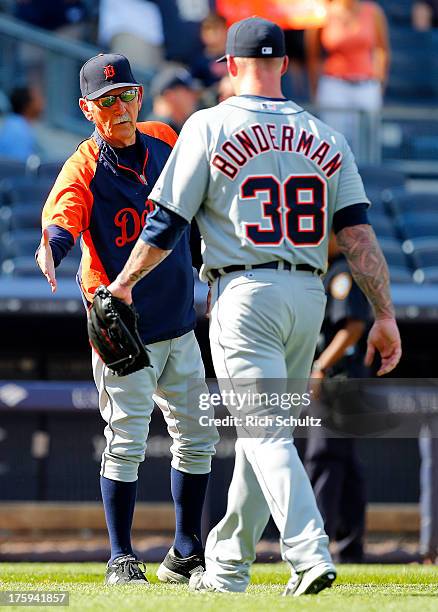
[87,285,151,376]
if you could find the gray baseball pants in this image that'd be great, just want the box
[205,268,334,591]
[93,330,219,482]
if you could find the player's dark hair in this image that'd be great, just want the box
[9,86,33,116]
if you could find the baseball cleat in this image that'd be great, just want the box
[105,554,149,585]
[283,563,336,597]
[188,570,222,592]
[157,547,205,584]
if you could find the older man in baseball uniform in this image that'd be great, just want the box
[107,18,402,596]
[36,53,218,586]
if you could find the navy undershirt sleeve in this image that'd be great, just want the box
[333,203,370,234]
[140,205,189,250]
[142,202,368,247]
[35,225,75,268]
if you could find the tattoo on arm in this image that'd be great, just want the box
[336,224,395,320]
[119,239,170,287]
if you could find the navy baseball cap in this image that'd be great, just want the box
[80,53,140,100]
[217,17,285,63]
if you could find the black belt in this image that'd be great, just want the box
[209,261,322,280]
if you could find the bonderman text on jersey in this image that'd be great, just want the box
[199,415,322,428]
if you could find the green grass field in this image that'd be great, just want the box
[1,563,437,611]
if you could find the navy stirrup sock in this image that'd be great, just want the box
[171,467,210,558]
[100,476,137,562]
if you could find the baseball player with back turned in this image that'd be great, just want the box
[107,18,402,596]
[36,53,218,585]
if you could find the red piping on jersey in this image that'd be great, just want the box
[117,148,149,184]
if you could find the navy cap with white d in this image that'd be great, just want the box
[217,16,285,63]
[80,53,140,100]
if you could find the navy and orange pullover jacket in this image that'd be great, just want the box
[41,122,196,344]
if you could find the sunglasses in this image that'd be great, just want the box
[96,88,138,108]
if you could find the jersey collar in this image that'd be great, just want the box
[223,95,303,115]
[93,128,149,179]
[238,94,288,101]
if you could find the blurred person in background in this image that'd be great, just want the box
[148,67,200,133]
[191,13,229,88]
[412,0,438,30]
[305,231,370,563]
[306,0,389,154]
[215,0,327,99]
[0,85,44,161]
[14,0,90,40]
[98,0,164,71]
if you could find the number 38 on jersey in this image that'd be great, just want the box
[240,174,327,247]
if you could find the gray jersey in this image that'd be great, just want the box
[150,96,369,281]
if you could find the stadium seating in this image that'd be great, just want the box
[386,28,438,104]
[397,212,438,240]
[357,163,433,283]
[388,192,438,216]
[413,267,438,283]
[36,161,64,180]
[401,236,438,285]
[383,120,438,162]
[0,228,41,259]
[403,237,438,267]
[0,176,54,205]
[379,237,410,268]
[0,203,42,230]
[359,166,406,192]
[367,209,398,239]
[1,255,79,278]
[388,266,414,283]
[0,158,28,179]
[360,167,407,229]
[0,154,82,277]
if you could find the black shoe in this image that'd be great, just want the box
[157,547,205,584]
[105,554,149,585]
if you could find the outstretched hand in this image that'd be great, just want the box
[365,318,402,376]
[36,228,57,293]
